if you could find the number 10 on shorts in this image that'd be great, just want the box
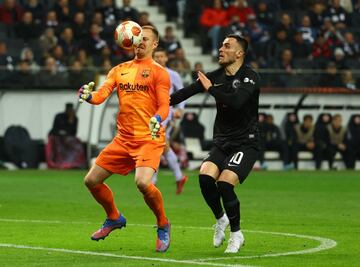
[229,152,244,165]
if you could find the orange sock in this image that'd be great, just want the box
[140,184,168,226]
[89,183,120,220]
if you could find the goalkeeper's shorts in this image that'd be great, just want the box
[95,137,165,175]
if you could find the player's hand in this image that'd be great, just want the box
[78,81,95,103]
[197,71,212,91]
[149,115,161,139]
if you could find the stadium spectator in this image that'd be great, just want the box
[51,45,67,72]
[226,0,255,25]
[291,31,312,59]
[191,61,205,82]
[159,26,182,60]
[137,11,154,27]
[323,0,350,29]
[67,59,94,89]
[258,114,292,170]
[314,113,332,169]
[327,114,354,169]
[290,114,315,169]
[272,12,295,43]
[79,26,171,252]
[333,47,348,69]
[172,47,192,75]
[20,47,40,74]
[46,103,86,169]
[37,56,67,88]
[297,14,316,46]
[347,114,360,163]
[58,27,78,58]
[14,10,41,41]
[71,12,89,42]
[69,0,94,18]
[200,0,229,58]
[96,0,120,40]
[253,0,276,30]
[272,48,295,87]
[54,0,71,24]
[318,61,343,87]
[43,10,59,33]
[307,2,326,28]
[245,14,269,57]
[0,41,15,84]
[82,23,108,55]
[266,29,291,63]
[39,27,58,58]
[118,0,139,22]
[24,0,46,25]
[0,0,23,25]
[342,31,360,59]
[341,70,357,90]
[8,60,36,88]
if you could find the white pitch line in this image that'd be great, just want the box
[0,243,256,267]
[194,230,337,261]
[0,218,337,263]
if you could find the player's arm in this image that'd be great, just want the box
[198,71,259,110]
[170,81,203,106]
[78,68,117,105]
[149,69,171,139]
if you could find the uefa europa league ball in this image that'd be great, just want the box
[114,21,143,49]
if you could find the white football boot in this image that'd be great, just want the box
[224,230,245,253]
[213,214,229,247]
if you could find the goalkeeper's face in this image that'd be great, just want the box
[218,37,245,66]
[135,28,159,59]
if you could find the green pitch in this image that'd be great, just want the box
[0,170,359,267]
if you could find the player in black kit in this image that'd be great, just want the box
[170,34,260,253]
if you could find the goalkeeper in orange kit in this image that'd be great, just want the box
[78,26,171,252]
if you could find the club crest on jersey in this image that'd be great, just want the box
[232,79,241,89]
[142,69,151,78]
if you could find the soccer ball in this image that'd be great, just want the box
[114,21,143,49]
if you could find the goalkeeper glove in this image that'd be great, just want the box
[78,81,95,103]
[149,115,161,139]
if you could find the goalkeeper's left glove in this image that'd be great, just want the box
[149,115,161,139]
[78,81,95,103]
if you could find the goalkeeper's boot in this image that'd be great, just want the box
[156,221,171,252]
[213,213,229,247]
[91,214,126,241]
[224,230,245,253]
[176,175,188,195]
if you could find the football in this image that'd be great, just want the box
[114,21,143,49]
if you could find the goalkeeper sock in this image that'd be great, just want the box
[164,149,183,182]
[89,183,120,220]
[140,184,168,226]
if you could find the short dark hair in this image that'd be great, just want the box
[142,25,159,42]
[226,34,248,53]
[153,47,167,55]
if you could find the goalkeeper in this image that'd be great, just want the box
[78,26,171,252]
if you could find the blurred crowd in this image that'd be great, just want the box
[1,0,360,89]
[258,112,360,169]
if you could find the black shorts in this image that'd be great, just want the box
[203,144,259,184]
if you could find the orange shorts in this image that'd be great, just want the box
[95,137,165,175]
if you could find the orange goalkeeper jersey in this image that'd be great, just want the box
[90,58,170,141]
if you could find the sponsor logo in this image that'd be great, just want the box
[118,82,149,92]
[121,72,129,76]
[213,83,223,87]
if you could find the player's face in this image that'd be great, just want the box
[218,37,244,66]
[153,51,168,67]
[135,28,158,59]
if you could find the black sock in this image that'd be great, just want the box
[199,174,224,219]
[217,181,240,232]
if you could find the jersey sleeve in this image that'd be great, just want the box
[155,68,171,121]
[170,81,203,106]
[208,71,260,110]
[90,67,117,105]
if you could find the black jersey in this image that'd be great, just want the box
[170,64,260,153]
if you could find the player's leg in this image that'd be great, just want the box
[163,141,188,194]
[219,147,258,253]
[84,164,126,241]
[135,141,170,252]
[199,147,229,247]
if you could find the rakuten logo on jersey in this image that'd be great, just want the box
[118,82,149,92]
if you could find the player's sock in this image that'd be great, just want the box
[151,170,158,185]
[89,183,120,220]
[140,184,168,226]
[217,181,240,232]
[199,174,224,219]
[164,149,182,181]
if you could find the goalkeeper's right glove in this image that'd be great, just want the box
[149,115,161,139]
[78,81,95,103]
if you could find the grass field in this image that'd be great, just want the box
[0,170,359,267]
